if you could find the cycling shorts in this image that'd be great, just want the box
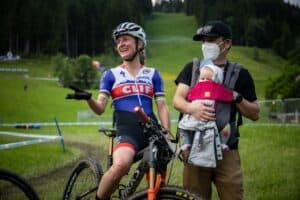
[114,110,157,152]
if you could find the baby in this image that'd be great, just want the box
[178,62,232,162]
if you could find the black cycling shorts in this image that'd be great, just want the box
[114,110,157,152]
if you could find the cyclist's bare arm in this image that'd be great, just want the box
[87,93,109,115]
[155,97,171,132]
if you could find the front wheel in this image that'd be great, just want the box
[128,185,204,200]
[62,158,103,200]
[0,169,39,200]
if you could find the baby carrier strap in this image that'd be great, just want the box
[191,57,201,88]
[224,62,242,89]
[223,62,243,126]
[215,62,243,148]
[216,62,242,129]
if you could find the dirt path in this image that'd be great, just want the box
[28,142,106,199]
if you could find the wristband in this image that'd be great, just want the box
[234,93,243,103]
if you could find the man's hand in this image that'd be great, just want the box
[189,100,215,122]
[66,85,92,100]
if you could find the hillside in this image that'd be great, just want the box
[0,12,288,123]
[145,13,287,101]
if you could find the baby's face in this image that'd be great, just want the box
[199,67,214,81]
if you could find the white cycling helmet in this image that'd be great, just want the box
[112,22,147,46]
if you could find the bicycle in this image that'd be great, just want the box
[62,106,203,200]
[0,168,39,200]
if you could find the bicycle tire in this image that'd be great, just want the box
[62,157,103,200]
[0,169,39,200]
[128,185,204,200]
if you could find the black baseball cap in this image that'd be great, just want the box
[193,20,232,41]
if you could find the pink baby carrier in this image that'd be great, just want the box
[187,81,233,102]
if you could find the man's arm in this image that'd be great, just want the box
[233,69,260,121]
[235,96,260,121]
[173,83,215,122]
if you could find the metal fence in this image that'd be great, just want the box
[244,98,300,124]
[77,98,300,125]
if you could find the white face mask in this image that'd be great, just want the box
[202,42,222,60]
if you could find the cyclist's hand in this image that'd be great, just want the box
[163,129,176,142]
[66,85,92,100]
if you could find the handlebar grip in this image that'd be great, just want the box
[134,106,150,123]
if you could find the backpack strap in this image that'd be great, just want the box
[225,62,243,126]
[191,57,200,88]
[216,62,243,130]
[176,58,200,143]
[224,62,242,89]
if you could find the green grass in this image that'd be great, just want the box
[0,126,80,177]
[240,125,300,200]
[0,12,299,200]
[1,124,299,199]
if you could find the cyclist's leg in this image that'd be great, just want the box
[183,163,213,199]
[96,145,135,199]
[214,150,243,200]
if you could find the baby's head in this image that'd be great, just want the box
[199,66,214,81]
[199,63,223,83]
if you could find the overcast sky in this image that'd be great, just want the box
[284,0,300,8]
[151,0,300,8]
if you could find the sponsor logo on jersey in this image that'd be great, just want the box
[111,83,154,99]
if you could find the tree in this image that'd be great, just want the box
[272,22,293,58]
[288,38,300,65]
[136,0,153,16]
[0,0,145,57]
[265,65,300,99]
[245,18,267,47]
[183,0,300,60]
[53,54,100,89]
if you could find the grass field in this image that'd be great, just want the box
[0,12,299,199]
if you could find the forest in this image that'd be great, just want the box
[1,0,299,61]
[1,0,299,98]
[183,0,300,62]
[0,0,152,57]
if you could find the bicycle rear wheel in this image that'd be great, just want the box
[0,169,39,200]
[63,158,103,200]
[128,185,204,200]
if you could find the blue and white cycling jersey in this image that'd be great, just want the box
[99,66,165,114]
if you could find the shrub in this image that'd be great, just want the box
[52,54,100,89]
[265,65,300,99]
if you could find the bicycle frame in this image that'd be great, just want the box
[100,126,172,200]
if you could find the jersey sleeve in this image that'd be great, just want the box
[174,62,193,86]
[99,70,115,95]
[152,69,165,97]
[235,68,257,102]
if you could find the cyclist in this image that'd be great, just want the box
[67,22,171,200]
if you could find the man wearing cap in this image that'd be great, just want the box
[173,20,260,200]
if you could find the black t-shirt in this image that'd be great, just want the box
[175,61,258,122]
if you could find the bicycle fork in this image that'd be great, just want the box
[146,142,167,200]
[146,168,167,200]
